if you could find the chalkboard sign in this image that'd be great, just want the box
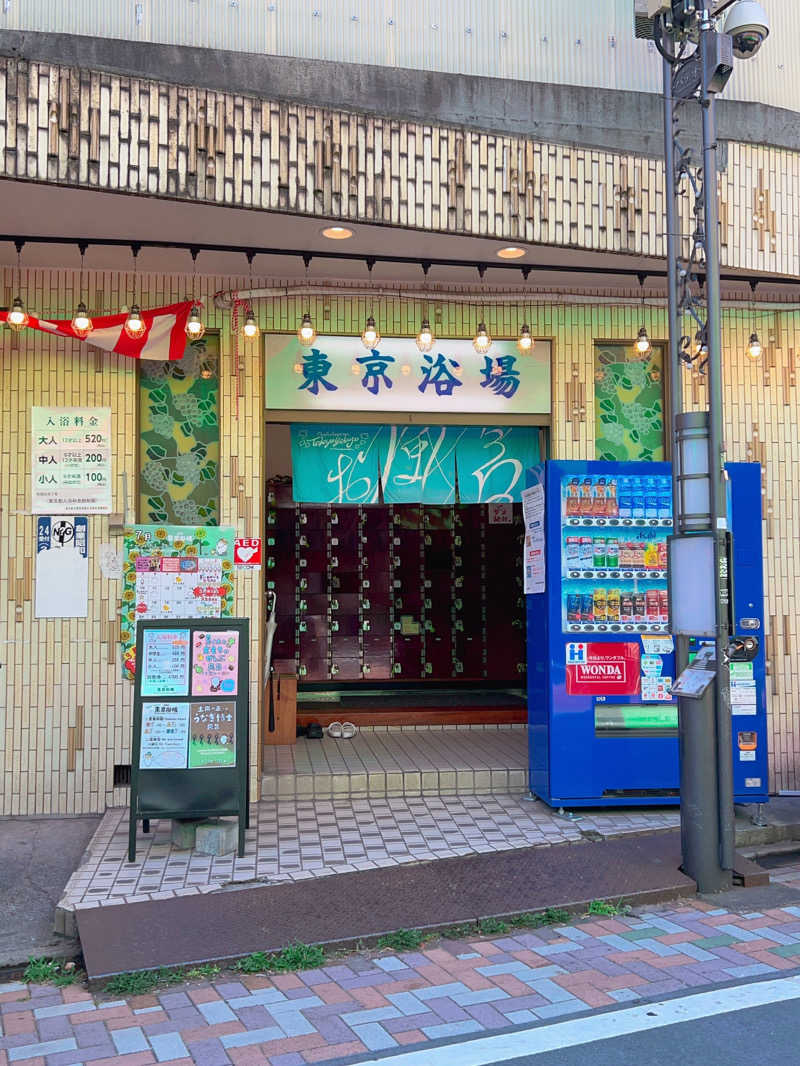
[128,618,250,862]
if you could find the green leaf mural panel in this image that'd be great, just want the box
[138,336,221,525]
[594,343,665,462]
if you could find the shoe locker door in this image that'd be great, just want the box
[361,506,392,680]
[330,507,362,681]
[297,504,331,681]
[391,505,424,679]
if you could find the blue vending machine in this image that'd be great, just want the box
[526,459,768,808]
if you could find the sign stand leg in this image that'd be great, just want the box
[128,811,137,863]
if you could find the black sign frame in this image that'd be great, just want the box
[128,618,250,862]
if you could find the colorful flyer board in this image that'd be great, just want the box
[140,628,191,697]
[565,641,641,696]
[139,702,190,769]
[191,630,239,695]
[189,701,236,768]
[31,406,112,514]
[121,524,235,679]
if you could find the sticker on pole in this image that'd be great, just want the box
[566,642,641,696]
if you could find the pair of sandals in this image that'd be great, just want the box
[327,721,358,739]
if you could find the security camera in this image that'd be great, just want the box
[723,0,770,59]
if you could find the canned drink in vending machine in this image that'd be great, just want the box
[659,588,670,624]
[580,593,595,622]
[567,594,581,623]
[645,589,661,624]
[593,588,608,622]
[633,593,646,624]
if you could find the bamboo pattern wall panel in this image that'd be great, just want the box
[0,57,797,275]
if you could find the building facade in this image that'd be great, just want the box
[1,2,799,815]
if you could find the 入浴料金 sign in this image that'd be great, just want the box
[31,406,112,514]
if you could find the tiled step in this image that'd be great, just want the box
[262,727,529,799]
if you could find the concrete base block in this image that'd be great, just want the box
[195,818,237,857]
[171,818,204,850]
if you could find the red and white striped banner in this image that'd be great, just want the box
[0,301,194,360]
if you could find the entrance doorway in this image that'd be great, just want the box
[264,423,543,731]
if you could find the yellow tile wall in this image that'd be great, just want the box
[2,275,798,813]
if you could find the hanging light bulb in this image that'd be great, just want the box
[6,296,29,332]
[472,321,492,354]
[360,315,380,349]
[124,303,147,340]
[416,318,434,353]
[241,310,260,340]
[517,323,533,354]
[71,301,93,339]
[747,332,762,360]
[297,311,317,347]
[7,244,30,331]
[635,325,651,354]
[71,246,93,338]
[185,305,205,340]
[693,328,708,357]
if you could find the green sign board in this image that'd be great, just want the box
[128,618,250,861]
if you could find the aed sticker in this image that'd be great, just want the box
[641,654,663,677]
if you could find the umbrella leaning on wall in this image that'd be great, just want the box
[264,590,277,732]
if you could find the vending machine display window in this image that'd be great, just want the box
[560,473,672,635]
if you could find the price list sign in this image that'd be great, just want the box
[141,629,191,698]
[31,406,112,514]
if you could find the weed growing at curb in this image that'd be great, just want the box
[478,917,510,936]
[23,958,81,987]
[235,942,326,974]
[586,898,630,917]
[376,929,428,951]
[104,967,185,996]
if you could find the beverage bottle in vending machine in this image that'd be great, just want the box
[631,479,645,520]
[579,536,594,569]
[592,478,608,517]
[565,478,581,516]
[620,593,634,621]
[565,536,581,567]
[580,478,594,516]
[606,588,621,622]
[580,593,595,623]
[633,592,646,624]
[644,541,660,569]
[567,593,581,623]
[593,588,608,622]
[659,589,670,624]
[605,478,619,518]
[593,538,607,568]
[658,486,672,521]
[605,538,619,569]
[645,589,661,625]
[645,478,659,520]
[618,477,633,519]
[658,540,668,570]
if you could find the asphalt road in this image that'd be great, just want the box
[339,972,800,1066]
[0,815,100,968]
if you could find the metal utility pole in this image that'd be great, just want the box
[655,3,743,892]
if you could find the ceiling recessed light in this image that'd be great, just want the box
[497,246,526,259]
[321,226,354,240]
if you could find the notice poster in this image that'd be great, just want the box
[565,641,641,696]
[641,676,673,702]
[140,628,191,697]
[189,701,236,768]
[32,406,112,514]
[192,630,239,695]
[35,516,89,618]
[140,702,190,769]
[521,484,546,594]
[121,525,235,678]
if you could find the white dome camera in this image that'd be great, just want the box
[723,0,770,59]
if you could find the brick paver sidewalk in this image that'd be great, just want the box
[4,864,800,1066]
